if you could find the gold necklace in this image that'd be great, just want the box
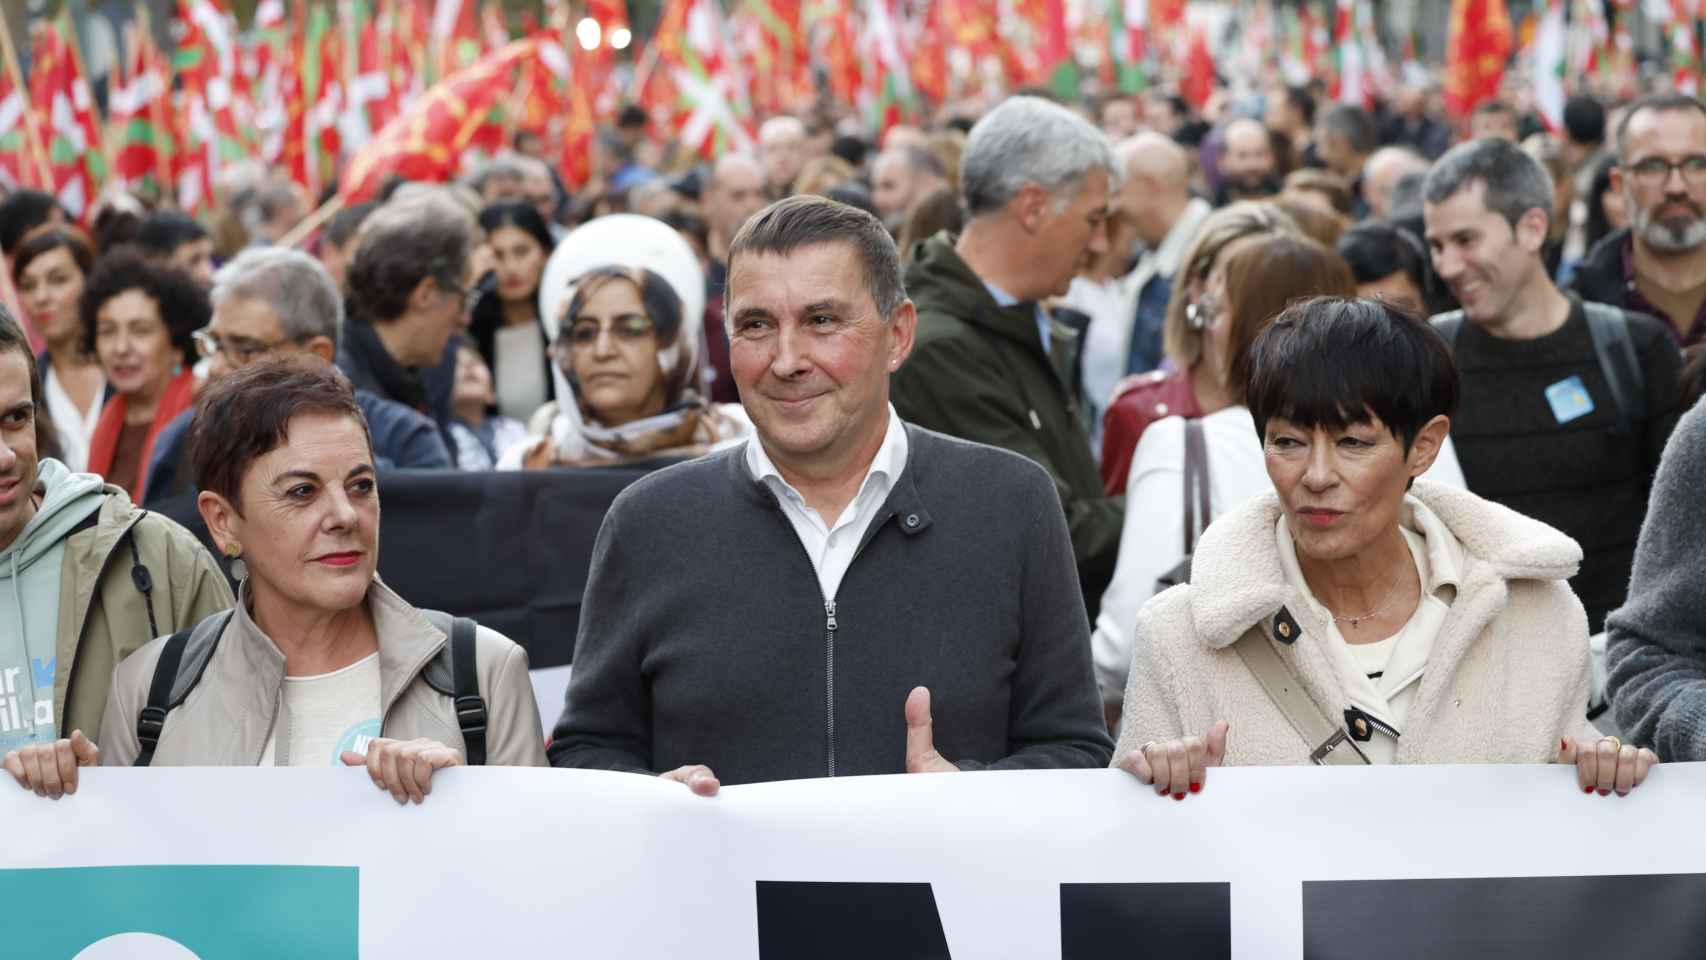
[1328,576,1404,629]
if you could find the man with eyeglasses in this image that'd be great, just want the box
[1570,94,1706,348]
[1422,138,1683,635]
[141,248,451,505]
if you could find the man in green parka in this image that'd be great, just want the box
[892,96,1125,621]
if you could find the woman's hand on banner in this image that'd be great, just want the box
[344,737,463,805]
[1117,721,1228,800]
[1558,735,1658,797]
[2,730,100,800]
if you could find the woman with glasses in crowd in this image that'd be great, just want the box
[80,249,205,501]
[501,264,750,469]
[1114,297,1657,800]
[12,228,105,470]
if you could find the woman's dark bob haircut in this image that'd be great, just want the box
[1247,296,1459,453]
[189,357,371,508]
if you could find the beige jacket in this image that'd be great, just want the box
[98,579,546,767]
[1113,480,1596,768]
[58,487,234,740]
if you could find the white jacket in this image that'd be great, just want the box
[1112,480,1596,768]
[1091,407,1468,702]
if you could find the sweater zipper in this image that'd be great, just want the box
[825,599,838,777]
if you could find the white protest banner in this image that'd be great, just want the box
[5,763,1706,958]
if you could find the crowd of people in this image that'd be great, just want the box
[11,73,1706,815]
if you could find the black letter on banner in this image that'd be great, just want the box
[1060,883,1231,958]
[755,881,951,959]
[1303,874,1706,959]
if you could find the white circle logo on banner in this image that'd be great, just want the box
[74,933,203,959]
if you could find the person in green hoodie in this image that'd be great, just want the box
[892,96,1126,621]
[0,305,231,797]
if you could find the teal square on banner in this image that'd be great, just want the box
[0,865,358,958]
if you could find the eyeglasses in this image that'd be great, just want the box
[1626,155,1706,188]
[561,314,656,348]
[442,282,480,313]
[193,327,297,365]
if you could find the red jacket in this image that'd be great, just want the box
[1099,367,1201,494]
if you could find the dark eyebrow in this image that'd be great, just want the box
[801,299,850,316]
[271,464,375,486]
[1,401,32,417]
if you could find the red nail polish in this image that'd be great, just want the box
[1173,792,1185,801]
[1189,782,1202,793]
[1598,789,1611,796]
[1583,785,1593,793]
[1560,738,1568,752]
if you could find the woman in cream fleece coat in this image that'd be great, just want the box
[1113,298,1658,798]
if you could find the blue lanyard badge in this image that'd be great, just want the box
[1545,375,1595,424]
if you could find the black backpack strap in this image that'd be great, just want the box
[134,632,188,768]
[1582,302,1646,432]
[134,610,234,767]
[420,610,488,766]
[1429,311,1465,350]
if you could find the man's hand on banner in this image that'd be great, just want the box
[1116,720,1229,800]
[660,764,722,797]
[1557,735,1659,797]
[905,686,960,774]
[343,738,463,805]
[2,730,100,800]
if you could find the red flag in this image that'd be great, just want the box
[111,17,176,199]
[431,0,481,80]
[172,0,245,213]
[341,39,537,201]
[0,25,47,192]
[29,15,106,221]
[1180,28,1217,109]
[1443,0,1513,118]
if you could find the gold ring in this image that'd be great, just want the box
[1598,735,1623,751]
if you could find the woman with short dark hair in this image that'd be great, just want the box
[4,359,545,801]
[1112,297,1658,798]
[80,249,206,499]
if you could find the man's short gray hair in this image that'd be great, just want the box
[960,96,1115,217]
[211,247,343,344]
[726,195,905,322]
[1423,137,1554,231]
[464,154,528,194]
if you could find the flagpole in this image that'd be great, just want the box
[278,193,345,250]
[0,18,55,190]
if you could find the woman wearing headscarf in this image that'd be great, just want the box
[1113,297,1657,799]
[500,264,749,468]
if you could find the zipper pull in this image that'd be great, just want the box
[825,600,838,632]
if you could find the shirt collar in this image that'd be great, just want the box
[982,279,1020,308]
[745,404,908,499]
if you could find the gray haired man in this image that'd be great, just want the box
[890,95,1125,621]
[143,247,451,503]
[551,195,1112,791]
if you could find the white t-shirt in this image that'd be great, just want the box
[259,652,382,767]
[493,323,549,423]
[745,405,908,603]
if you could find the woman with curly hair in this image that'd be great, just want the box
[81,248,207,499]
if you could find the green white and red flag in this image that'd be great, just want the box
[171,0,245,213]
[655,0,755,159]
[0,30,46,192]
[110,16,176,200]
[1531,0,1567,131]
[1668,0,1702,97]
[859,0,919,132]
[431,0,482,82]
[29,14,106,221]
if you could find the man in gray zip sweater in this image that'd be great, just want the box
[549,196,1112,790]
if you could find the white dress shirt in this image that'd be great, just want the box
[43,364,103,473]
[745,405,909,602]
